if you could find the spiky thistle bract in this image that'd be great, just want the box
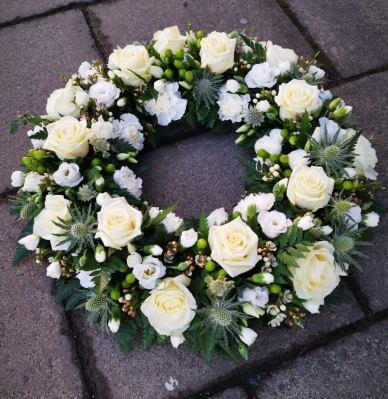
[192,67,224,109]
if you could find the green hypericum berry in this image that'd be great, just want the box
[279,154,289,164]
[232,211,242,219]
[352,181,360,189]
[217,269,227,277]
[105,164,115,173]
[30,162,38,171]
[342,180,353,190]
[118,265,128,273]
[28,149,35,157]
[91,158,101,167]
[175,49,184,59]
[257,149,270,159]
[110,290,121,301]
[37,165,46,174]
[164,49,173,58]
[269,283,281,294]
[196,38,202,48]
[121,280,130,288]
[269,154,279,163]
[284,169,292,178]
[197,238,207,249]
[32,149,46,160]
[85,295,106,311]
[280,129,289,138]
[185,71,194,82]
[21,156,32,166]
[205,261,216,272]
[174,60,183,69]
[125,273,136,284]
[197,30,205,39]
[164,69,173,79]
[179,68,187,78]
[20,203,39,219]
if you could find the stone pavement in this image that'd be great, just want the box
[1,1,387,398]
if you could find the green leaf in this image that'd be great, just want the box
[279,230,289,249]
[288,225,299,246]
[198,210,209,239]
[298,111,311,135]
[214,342,238,364]
[114,316,137,356]
[110,138,136,154]
[236,156,259,175]
[144,200,178,228]
[287,247,306,258]
[65,290,88,311]
[143,325,157,350]
[295,243,311,253]
[29,128,48,140]
[324,288,353,305]
[55,277,81,302]
[277,250,300,269]
[272,268,287,284]
[196,105,209,123]
[10,119,21,134]
[185,54,200,70]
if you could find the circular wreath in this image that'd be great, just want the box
[10,25,383,362]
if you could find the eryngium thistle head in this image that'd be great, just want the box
[20,202,39,219]
[192,67,223,109]
[243,106,265,127]
[85,295,106,311]
[333,236,354,252]
[334,200,353,214]
[322,145,340,162]
[71,222,89,238]
[211,307,232,326]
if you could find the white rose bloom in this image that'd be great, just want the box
[180,229,198,248]
[256,100,270,112]
[18,233,40,251]
[44,116,92,160]
[76,270,96,288]
[244,62,279,89]
[90,115,113,142]
[33,195,72,250]
[46,261,61,279]
[265,41,298,72]
[288,149,310,170]
[46,79,81,119]
[11,171,24,187]
[353,134,378,180]
[363,211,379,227]
[112,113,144,153]
[217,86,250,123]
[275,79,322,121]
[234,193,275,221]
[309,65,325,79]
[53,162,83,188]
[127,252,142,268]
[113,166,142,199]
[345,205,362,229]
[153,26,186,54]
[208,217,259,277]
[287,164,334,212]
[144,81,187,126]
[200,31,236,74]
[108,45,154,86]
[141,275,197,339]
[239,286,269,308]
[239,327,258,346]
[290,241,346,313]
[258,210,292,239]
[75,90,90,107]
[108,319,120,333]
[133,257,167,289]
[27,125,46,149]
[95,197,143,249]
[96,192,111,206]
[149,207,161,219]
[207,207,229,227]
[162,212,183,234]
[89,80,120,108]
[226,79,240,93]
[22,172,44,193]
[297,215,315,230]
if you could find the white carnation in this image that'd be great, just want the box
[113,166,142,199]
[90,116,113,142]
[207,207,229,226]
[22,172,43,193]
[239,286,269,308]
[217,86,250,123]
[112,113,144,153]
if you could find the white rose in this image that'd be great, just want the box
[141,275,197,339]
[239,327,258,346]
[234,193,275,221]
[44,116,92,160]
[217,87,250,123]
[11,171,24,187]
[46,79,81,119]
[162,212,183,234]
[226,79,240,93]
[22,172,43,193]
[275,79,322,121]
[127,252,142,268]
[108,45,154,87]
[208,217,259,277]
[113,166,142,199]
[363,211,379,227]
[244,62,279,89]
[180,229,198,248]
[33,195,72,250]
[89,80,120,108]
[309,65,325,79]
[95,197,143,249]
[90,116,113,141]
[46,261,61,279]
[27,125,46,149]
[200,31,236,74]
[153,26,186,54]
[288,149,310,170]
[207,207,228,227]
[258,210,292,239]
[287,164,334,212]
[133,257,167,289]
[353,135,378,180]
[75,90,90,107]
[265,41,298,72]
[256,100,270,112]
[290,241,346,313]
[53,162,83,188]
[18,233,40,251]
[76,270,96,288]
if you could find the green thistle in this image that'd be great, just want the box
[329,195,354,220]
[243,106,265,128]
[192,67,224,109]
[10,190,42,221]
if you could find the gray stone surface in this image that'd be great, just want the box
[88,0,314,60]
[331,71,388,312]
[0,10,98,194]
[255,318,388,399]
[0,200,85,398]
[210,387,248,399]
[283,0,388,78]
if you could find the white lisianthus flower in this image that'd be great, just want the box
[90,116,113,142]
[265,41,298,72]
[95,197,143,249]
[144,245,164,256]
[287,164,334,212]
[288,149,310,170]
[217,86,250,123]
[75,90,90,107]
[244,62,279,88]
[18,233,40,251]
[11,171,24,187]
[133,257,167,289]
[352,134,378,180]
[275,79,322,121]
[45,79,81,119]
[141,275,197,340]
[208,217,259,277]
[200,31,236,74]
[149,207,161,219]
[44,116,92,160]
[153,26,186,54]
[180,229,198,248]
[345,205,362,229]
[290,241,346,313]
[297,214,315,230]
[108,45,154,86]
[239,286,269,308]
[96,192,111,207]
[319,87,332,102]
[113,166,142,199]
[27,125,46,149]
[78,61,99,81]
[22,172,43,193]
[76,270,96,288]
[309,65,325,79]
[144,81,187,126]
[207,207,229,227]
[363,211,379,227]
[234,193,275,221]
[239,327,258,346]
[226,79,240,93]
[127,252,142,268]
[162,212,183,234]
[89,80,120,108]
[258,210,292,239]
[112,113,144,153]
[46,261,61,279]
[108,319,120,333]
[33,195,71,250]
[53,162,83,188]
[95,244,106,263]
[256,100,270,112]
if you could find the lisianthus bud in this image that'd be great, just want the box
[242,303,265,318]
[46,261,61,279]
[154,279,166,290]
[79,255,88,267]
[246,204,257,218]
[108,318,120,333]
[117,98,127,107]
[328,98,342,110]
[236,124,250,133]
[95,176,104,191]
[237,340,248,360]
[235,134,247,144]
[252,272,274,284]
[273,178,288,201]
[18,233,40,251]
[127,252,142,267]
[332,105,352,117]
[321,225,333,235]
[127,243,136,254]
[143,245,163,256]
[95,244,106,263]
[116,153,129,161]
[178,81,192,90]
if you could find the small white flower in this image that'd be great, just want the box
[27,125,46,149]
[321,225,333,235]
[207,207,228,226]
[239,327,258,346]
[309,65,325,79]
[345,205,362,229]
[363,211,379,227]
[256,100,270,112]
[170,334,185,348]
[75,90,90,107]
[127,252,142,268]
[46,261,61,279]
[297,214,315,230]
[90,116,113,142]
[319,87,332,102]
[76,270,96,288]
[22,172,43,193]
[96,192,111,206]
[180,229,198,248]
[267,304,280,316]
[226,79,240,93]
[108,319,120,333]
[18,233,40,251]
[113,166,142,199]
[162,212,183,234]
[239,286,269,308]
[11,171,25,187]
[149,207,161,219]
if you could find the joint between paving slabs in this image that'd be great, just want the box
[343,275,374,317]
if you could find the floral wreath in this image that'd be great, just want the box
[10,25,384,363]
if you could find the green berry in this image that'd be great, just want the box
[280,129,289,139]
[205,261,216,272]
[279,154,289,164]
[185,71,193,82]
[232,211,242,220]
[91,158,101,167]
[37,165,46,174]
[118,265,128,273]
[175,49,184,60]
[257,149,270,159]
[342,180,353,190]
[21,156,32,166]
[29,162,38,171]
[105,164,115,173]
[174,60,183,69]
[217,269,227,277]
[164,69,173,79]
[284,169,292,178]
[197,238,207,249]
[179,68,187,78]
[121,280,130,288]
[32,149,46,160]
[110,290,121,300]
[352,180,360,189]
[197,30,205,39]
[28,149,35,157]
[125,273,136,284]
[269,154,279,163]
[164,49,173,58]
[269,283,281,294]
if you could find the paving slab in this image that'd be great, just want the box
[0,200,85,398]
[0,10,99,195]
[210,387,248,399]
[331,71,388,312]
[87,0,314,61]
[255,318,388,399]
[283,0,388,78]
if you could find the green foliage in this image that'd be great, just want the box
[110,138,136,154]
[12,219,34,267]
[324,288,353,305]
[114,316,137,356]
[144,201,178,228]
[55,277,82,303]
[65,290,88,311]
[198,210,209,239]
[238,33,266,63]
[10,112,46,134]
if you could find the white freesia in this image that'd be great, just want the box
[22,172,43,193]
[239,286,269,308]
[90,115,113,142]
[275,79,322,121]
[44,116,92,160]
[162,212,183,234]
[217,86,250,123]
[27,125,46,149]
[89,80,120,108]
[96,192,111,206]
[244,62,279,88]
[234,193,275,221]
[287,164,334,211]
[53,162,83,188]
[45,79,81,119]
[207,207,229,226]
[226,79,240,93]
[290,241,346,313]
[108,319,120,333]
[288,149,310,170]
[265,41,298,72]
[297,215,315,230]
[352,134,378,180]
[256,100,270,112]
[363,211,379,227]
[180,229,198,248]
[46,261,61,279]
[153,26,186,54]
[127,252,142,268]
[133,257,167,289]
[200,31,236,74]
[76,270,96,288]
[239,327,258,346]
[33,195,71,250]
[18,233,40,251]
[11,171,24,187]
[258,210,292,239]
[309,65,325,79]
[113,166,142,199]
[95,197,143,249]
[208,217,259,277]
